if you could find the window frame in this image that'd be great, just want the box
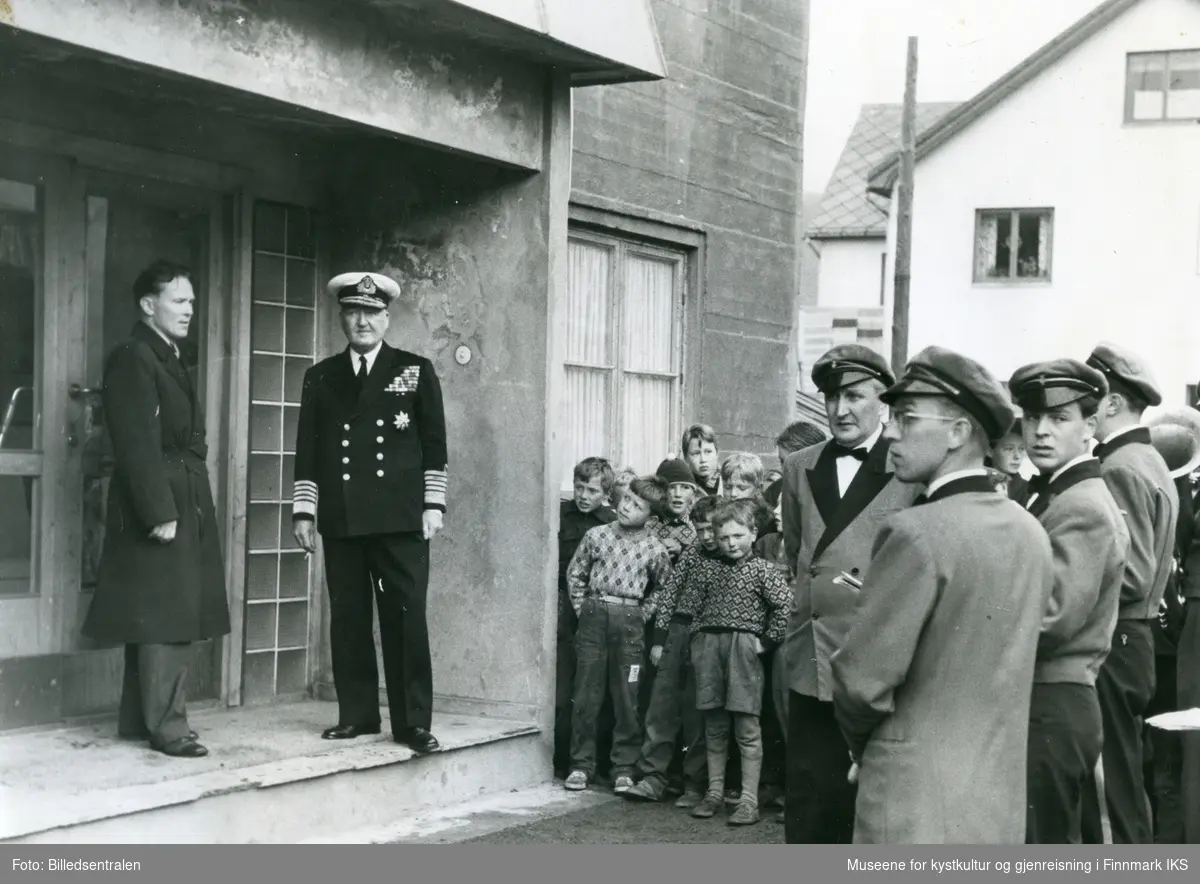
[971,207,1055,285]
[561,206,701,493]
[1125,49,1200,124]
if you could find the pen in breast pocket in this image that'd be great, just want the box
[833,571,863,590]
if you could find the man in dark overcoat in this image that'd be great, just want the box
[82,259,230,759]
[291,271,447,754]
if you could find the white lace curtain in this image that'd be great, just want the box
[0,211,34,270]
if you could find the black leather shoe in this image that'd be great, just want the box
[155,737,208,758]
[397,727,439,753]
[322,723,382,740]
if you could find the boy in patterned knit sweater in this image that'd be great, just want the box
[676,498,793,826]
[622,496,725,805]
[564,476,673,794]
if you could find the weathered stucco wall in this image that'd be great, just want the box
[322,141,555,717]
[571,0,809,455]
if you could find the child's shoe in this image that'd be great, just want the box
[564,770,589,791]
[673,789,704,809]
[690,793,723,819]
[723,788,741,806]
[624,780,664,801]
[613,775,634,794]
[728,801,760,826]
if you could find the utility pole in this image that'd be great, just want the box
[892,36,918,373]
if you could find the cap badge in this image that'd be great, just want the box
[357,275,377,295]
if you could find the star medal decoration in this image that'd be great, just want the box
[394,411,411,430]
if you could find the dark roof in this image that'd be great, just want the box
[867,0,1146,195]
[808,102,960,239]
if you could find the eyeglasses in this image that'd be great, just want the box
[886,412,963,433]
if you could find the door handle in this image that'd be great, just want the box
[67,384,104,448]
[68,384,102,400]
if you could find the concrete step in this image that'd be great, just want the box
[0,700,543,843]
[302,783,620,844]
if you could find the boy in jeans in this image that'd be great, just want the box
[677,498,792,825]
[565,476,673,793]
[622,496,724,805]
[555,457,616,777]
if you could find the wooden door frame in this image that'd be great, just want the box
[0,121,254,712]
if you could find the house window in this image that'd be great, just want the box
[973,209,1053,283]
[562,230,686,489]
[1126,50,1200,122]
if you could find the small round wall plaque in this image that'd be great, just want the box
[455,345,472,366]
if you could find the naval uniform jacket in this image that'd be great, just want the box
[831,475,1054,843]
[780,436,921,700]
[291,343,447,537]
[1095,428,1179,621]
[83,322,231,645]
[1027,459,1129,685]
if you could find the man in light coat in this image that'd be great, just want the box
[780,344,921,843]
[830,346,1054,843]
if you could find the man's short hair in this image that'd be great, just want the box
[573,457,615,494]
[720,452,764,487]
[681,423,718,454]
[627,475,670,519]
[689,495,719,525]
[133,259,191,304]
[775,420,826,454]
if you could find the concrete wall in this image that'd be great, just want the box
[816,239,886,309]
[570,0,810,456]
[882,0,1200,401]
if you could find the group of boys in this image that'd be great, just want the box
[555,422,824,826]
[776,340,1200,844]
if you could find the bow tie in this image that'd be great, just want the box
[1028,473,1051,498]
[834,446,869,462]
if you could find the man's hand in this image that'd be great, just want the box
[149,520,177,543]
[650,645,664,666]
[422,509,444,541]
[293,519,317,554]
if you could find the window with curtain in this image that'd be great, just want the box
[1127,50,1200,122]
[562,231,686,490]
[973,208,1054,283]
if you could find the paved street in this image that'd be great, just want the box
[461,788,785,845]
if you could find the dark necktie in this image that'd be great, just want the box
[834,446,868,462]
[355,354,368,396]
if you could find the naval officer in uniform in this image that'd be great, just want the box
[291,271,448,754]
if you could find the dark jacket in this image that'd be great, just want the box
[82,323,230,644]
[291,343,448,538]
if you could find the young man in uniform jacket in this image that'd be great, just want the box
[1179,396,1200,842]
[1078,342,1179,844]
[1009,360,1130,844]
[291,272,448,754]
[779,344,922,844]
[83,260,230,759]
[831,347,1054,844]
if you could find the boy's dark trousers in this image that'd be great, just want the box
[635,621,706,794]
[569,598,647,779]
[1144,653,1182,843]
[759,650,787,800]
[1026,682,1103,844]
[554,581,577,776]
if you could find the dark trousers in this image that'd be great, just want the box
[635,620,706,793]
[569,598,645,779]
[1026,682,1103,844]
[1082,619,1156,844]
[1179,607,1200,842]
[1145,654,1183,843]
[785,692,857,844]
[323,532,432,734]
[760,652,786,794]
[118,642,193,746]
[554,583,577,775]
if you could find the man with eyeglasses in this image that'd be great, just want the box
[779,344,921,843]
[1009,360,1130,844]
[829,346,1054,843]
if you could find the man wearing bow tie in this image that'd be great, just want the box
[779,345,921,843]
[291,271,448,754]
[1010,360,1130,843]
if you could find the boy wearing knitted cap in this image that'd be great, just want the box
[647,457,700,564]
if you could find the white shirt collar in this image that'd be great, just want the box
[925,468,990,498]
[1098,423,1142,446]
[350,342,384,375]
[1050,452,1095,484]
